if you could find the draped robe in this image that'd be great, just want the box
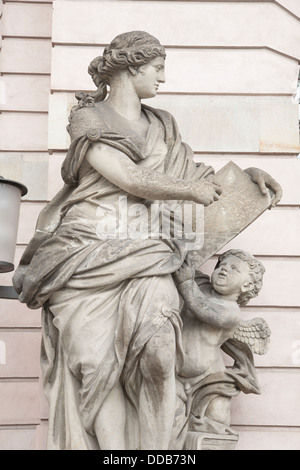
[13,101,214,449]
[13,99,261,450]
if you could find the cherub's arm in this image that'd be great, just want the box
[174,262,238,329]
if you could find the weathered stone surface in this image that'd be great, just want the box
[48,93,300,153]
[231,371,300,426]
[49,152,300,206]
[0,331,41,378]
[18,202,47,244]
[235,426,300,451]
[0,300,41,328]
[5,0,50,3]
[150,95,300,154]
[0,380,39,425]
[224,308,300,368]
[277,0,300,18]
[201,256,300,307]
[0,75,50,113]
[199,155,300,206]
[0,113,48,151]
[0,0,2,52]
[47,152,65,200]
[36,421,48,451]
[220,208,300,256]
[0,153,49,201]
[0,427,37,450]
[12,30,284,451]
[2,3,52,38]
[185,431,239,450]
[51,46,299,94]
[52,1,300,60]
[189,161,272,267]
[0,38,51,74]
[0,0,297,452]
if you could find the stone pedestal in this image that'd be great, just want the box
[184,431,239,450]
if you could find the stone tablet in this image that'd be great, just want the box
[188,161,272,268]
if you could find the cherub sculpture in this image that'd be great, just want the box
[170,249,270,450]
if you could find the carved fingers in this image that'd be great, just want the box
[267,177,283,208]
[193,180,222,206]
[244,167,283,209]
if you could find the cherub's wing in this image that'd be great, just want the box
[230,317,271,355]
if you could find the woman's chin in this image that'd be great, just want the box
[140,91,158,100]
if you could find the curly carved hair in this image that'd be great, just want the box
[87,31,166,102]
[215,249,266,306]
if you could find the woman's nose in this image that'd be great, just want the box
[159,71,166,83]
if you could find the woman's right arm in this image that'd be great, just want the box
[86,142,221,205]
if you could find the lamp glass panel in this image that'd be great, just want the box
[0,183,21,266]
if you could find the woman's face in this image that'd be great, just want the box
[132,56,166,99]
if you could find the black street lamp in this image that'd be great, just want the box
[0,176,28,299]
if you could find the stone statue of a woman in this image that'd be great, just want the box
[13,31,282,450]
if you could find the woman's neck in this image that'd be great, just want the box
[106,75,142,122]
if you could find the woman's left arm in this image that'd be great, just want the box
[244,168,283,209]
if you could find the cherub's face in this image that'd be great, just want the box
[211,255,253,298]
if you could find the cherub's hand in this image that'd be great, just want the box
[244,167,283,209]
[173,260,195,285]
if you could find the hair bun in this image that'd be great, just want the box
[88,56,104,87]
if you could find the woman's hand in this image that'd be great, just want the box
[192,180,222,206]
[244,168,283,209]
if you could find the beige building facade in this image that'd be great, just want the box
[0,0,299,450]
